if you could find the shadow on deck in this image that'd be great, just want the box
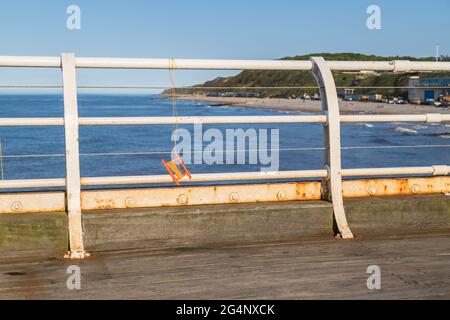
[1,231,450,299]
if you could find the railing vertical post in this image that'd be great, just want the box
[61,53,88,259]
[310,57,353,239]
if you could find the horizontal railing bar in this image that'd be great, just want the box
[1,55,450,72]
[0,178,65,189]
[1,114,449,127]
[77,115,450,125]
[2,85,450,90]
[342,167,439,176]
[76,165,450,186]
[73,58,450,72]
[80,170,328,186]
[0,56,61,68]
[0,85,63,89]
[78,166,450,186]
[75,58,314,70]
[328,61,450,72]
[0,165,447,189]
[77,115,327,125]
[0,118,64,126]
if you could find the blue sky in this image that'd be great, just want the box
[0,0,449,92]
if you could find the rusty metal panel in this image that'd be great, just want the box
[343,177,450,198]
[80,182,322,210]
[0,192,65,214]
[1,177,448,214]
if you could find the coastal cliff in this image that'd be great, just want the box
[164,52,450,98]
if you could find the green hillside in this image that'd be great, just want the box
[168,53,450,99]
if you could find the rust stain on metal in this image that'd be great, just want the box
[342,177,450,198]
[95,198,116,210]
[1,177,449,214]
[295,182,321,200]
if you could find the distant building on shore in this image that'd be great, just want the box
[408,76,450,103]
[343,88,355,95]
[206,92,261,98]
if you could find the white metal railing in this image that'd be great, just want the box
[1,114,450,127]
[1,54,450,258]
[3,55,450,71]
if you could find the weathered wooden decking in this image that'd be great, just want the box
[1,231,450,299]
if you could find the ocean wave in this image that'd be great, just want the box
[413,125,428,130]
[394,127,418,135]
[356,123,374,128]
[439,135,450,139]
[424,128,450,136]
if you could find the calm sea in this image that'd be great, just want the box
[0,94,448,188]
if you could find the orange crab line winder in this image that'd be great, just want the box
[163,59,193,186]
[162,155,192,185]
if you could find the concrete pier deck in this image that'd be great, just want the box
[1,194,449,299]
[1,231,450,299]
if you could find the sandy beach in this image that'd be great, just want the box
[175,94,450,115]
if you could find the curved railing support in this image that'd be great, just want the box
[310,57,354,239]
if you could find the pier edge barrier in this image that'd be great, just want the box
[311,57,353,239]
